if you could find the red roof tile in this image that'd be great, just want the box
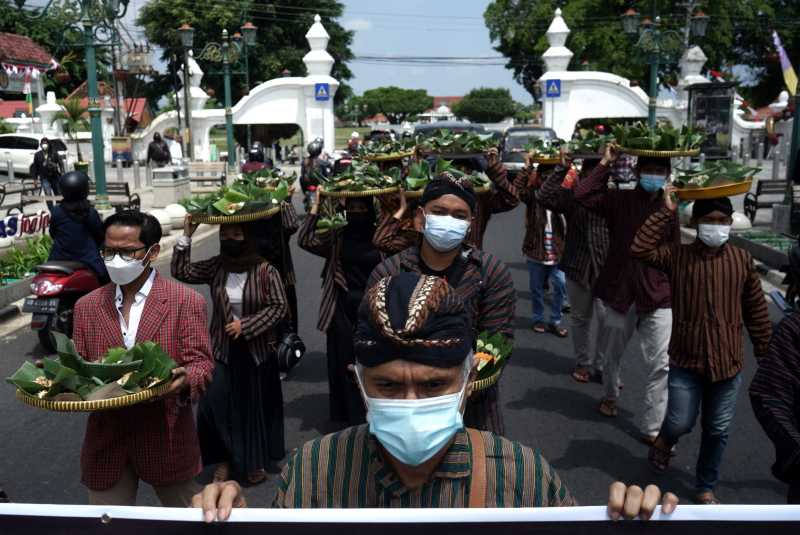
[0,33,54,69]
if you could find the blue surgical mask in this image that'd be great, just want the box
[356,360,470,466]
[423,213,470,252]
[639,174,666,193]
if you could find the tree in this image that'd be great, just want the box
[0,118,14,134]
[452,87,517,123]
[52,98,89,162]
[137,0,355,109]
[484,0,796,106]
[361,87,433,125]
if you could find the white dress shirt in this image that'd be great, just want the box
[115,269,156,349]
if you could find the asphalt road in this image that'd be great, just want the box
[0,198,790,507]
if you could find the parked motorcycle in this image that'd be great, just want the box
[23,260,100,352]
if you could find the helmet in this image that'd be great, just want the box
[60,171,90,202]
[248,141,265,163]
[307,138,323,158]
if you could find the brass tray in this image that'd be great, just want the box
[620,147,701,158]
[191,206,280,224]
[532,156,561,165]
[470,368,503,392]
[403,185,492,199]
[675,179,753,201]
[319,186,399,198]
[364,151,414,162]
[15,381,172,413]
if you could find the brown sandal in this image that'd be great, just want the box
[247,469,268,485]
[572,366,591,383]
[598,398,618,417]
[548,324,568,338]
[693,491,720,505]
[213,462,230,482]
[648,443,671,473]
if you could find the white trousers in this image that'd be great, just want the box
[603,305,672,437]
[565,278,608,371]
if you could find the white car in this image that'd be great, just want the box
[0,133,72,179]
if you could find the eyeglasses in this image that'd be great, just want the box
[100,246,149,262]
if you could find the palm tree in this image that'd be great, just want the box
[51,97,89,162]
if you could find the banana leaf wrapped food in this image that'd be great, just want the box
[7,332,177,409]
[358,137,416,160]
[404,158,491,197]
[672,160,760,200]
[178,174,292,222]
[417,129,497,155]
[471,331,513,391]
[319,160,401,197]
[614,122,705,156]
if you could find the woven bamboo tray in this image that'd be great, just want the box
[364,151,415,162]
[191,206,281,224]
[532,155,562,165]
[620,147,701,158]
[470,368,503,392]
[15,381,172,412]
[675,179,752,201]
[417,151,486,160]
[403,185,492,199]
[261,185,296,195]
[319,186,399,198]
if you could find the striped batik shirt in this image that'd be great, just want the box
[273,425,575,508]
[536,166,609,288]
[512,167,567,263]
[750,312,800,482]
[631,206,772,381]
[171,240,288,365]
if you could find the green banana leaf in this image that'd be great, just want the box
[6,361,48,394]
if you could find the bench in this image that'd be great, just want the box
[3,179,41,215]
[187,162,226,193]
[89,182,141,212]
[744,180,800,222]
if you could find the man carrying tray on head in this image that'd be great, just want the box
[194,271,678,519]
[72,210,214,506]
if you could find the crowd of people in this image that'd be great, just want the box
[20,134,800,519]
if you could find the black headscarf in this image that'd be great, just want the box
[354,272,473,368]
[693,197,734,219]
[420,173,477,213]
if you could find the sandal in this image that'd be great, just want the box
[693,491,720,505]
[572,366,591,383]
[598,398,618,417]
[648,443,671,473]
[533,323,547,333]
[548,324,568,338]
[213,462,230,482]
[247,469,268,485]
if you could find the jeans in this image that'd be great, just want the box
[566,278,608,371]
[604,305,671,437]
[41,177,60,210]
[527,260,566,326]
[659,367,742,492]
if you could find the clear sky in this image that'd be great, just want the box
[341,0,532,103]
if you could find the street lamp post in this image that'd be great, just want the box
[14,0,131,209]
[178,24,195,161]
[621,2,709,128]
[240,22,257,150]
[186,24,254,173]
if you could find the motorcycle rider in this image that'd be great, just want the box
[300,138,329,211]
[31,137,64,209]
[47,171,107,282]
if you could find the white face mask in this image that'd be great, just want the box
[104,247,152,286]
[423,213,470,252]
[697,224,731,248]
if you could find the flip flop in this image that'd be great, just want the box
[548,324,568,338]
[533,323,547,333]
[598,398,618,417]
[572,367,591,383]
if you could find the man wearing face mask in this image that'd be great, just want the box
[193,272,678,519]
[366,173,514,434]
[631,191,772,505]
[31,137,64,209]
[573,145,677,443]
[72,210,214,506]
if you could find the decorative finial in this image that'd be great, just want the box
[555,7,562,16]
[314,14,321,23]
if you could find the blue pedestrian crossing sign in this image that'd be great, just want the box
[545,79,561,98]
[315,83,330,101]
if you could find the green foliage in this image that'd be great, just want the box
[0,235,52,279]
[484,0,792,106]
[179,174,291,216]
[613,122,704,151]
[52,97,89,161]
[319,160,400,192]
[361,86,434,125]
[417,129,497,154]
[674,161,761,188]
[338,95,371,126]
[0,118,14,134]
[137,0,355,107]
[405,158,491,192]
[7,333,177,400]
[452,87,517,123]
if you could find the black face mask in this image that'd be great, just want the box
[346,212,374,227]
[220,238,246,257]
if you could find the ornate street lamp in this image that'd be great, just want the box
[621,8,641,35]
[241,22,257,47]
[15,0,131,209]
[691,10,710,38]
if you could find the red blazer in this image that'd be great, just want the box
[72,271,214,491]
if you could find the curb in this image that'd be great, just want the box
[680,226,786,288]
[0,304,20,322]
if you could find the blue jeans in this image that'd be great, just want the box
[527,260,566,326]
[659,367,742,492]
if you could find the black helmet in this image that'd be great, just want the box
[249,141,265,163]
[307,138,323,158]
[60,171,90,202]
